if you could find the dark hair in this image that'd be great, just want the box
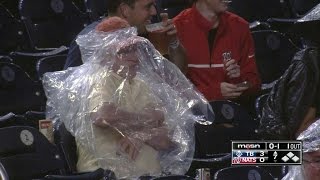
[107,0,137,15]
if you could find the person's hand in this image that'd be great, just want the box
[160,13,178,44]
[220,82,249,99]
[90,102,118,126]
[146,127,175,151]
[143,105,165,127]
[117,136,142,161]
[225,59,240,78]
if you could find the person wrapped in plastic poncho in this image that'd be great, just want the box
[282,118,320,180]
[43,17,212,179]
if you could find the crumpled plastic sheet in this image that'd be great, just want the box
[298,3,320,22]
[281,118,320,180]
[43,26,213,179]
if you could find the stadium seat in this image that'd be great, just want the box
[0,126,65,179]
[151,175,195,180]
[0,112,39,129]
[84,0,108,22]
[0,56,13,63]
[0,3,28,54]
[0,62,46,115]
[255,93,269,119]
[228,0,290,22]
[156,0,190,19]
[195,100,258,156]
[0,126,111,180]
[19,0,89,49]
[214,166,274,180]
[9,46,68,80]
[54,122,78,174]
[37,54,67,80]
[289,0,320,18]
[188,101,258,176]
[252,30,298,84]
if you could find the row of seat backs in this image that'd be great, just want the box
[251,30,299,84]
[52,99,259,176]
[0,0,190,54]
[19,0,89,49]
[0,124,114,180]
[228,0,320,22]
[0,102,281,179]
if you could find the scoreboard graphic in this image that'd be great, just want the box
[231,141,302,166]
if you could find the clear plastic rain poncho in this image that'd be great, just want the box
[282,118,320,180]
[43,26,212,179]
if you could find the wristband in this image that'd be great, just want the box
[169,39,180,49]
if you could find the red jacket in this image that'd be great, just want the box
[174,6,261,101]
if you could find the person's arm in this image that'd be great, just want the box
[91,102,173,154]
[161,13,187,74]
[63,40,83,69]
[168,40,188,74]
[90,102,164,132]
[145,126,174,151]
[229,26,261,95]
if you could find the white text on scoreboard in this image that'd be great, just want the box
[231,141,302,166]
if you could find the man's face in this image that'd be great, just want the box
[303,151,320,180]
[204,0,228,15]
[124,0,157,34]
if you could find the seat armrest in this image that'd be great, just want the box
[44,168,116,180]
[10,46,68,57]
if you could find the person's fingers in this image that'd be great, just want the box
[226,63,239,72]
[132,145,140,160]
[226,91,242,98]
[127,143,135,160]
[162,20,176,34]
[227,68,238,75]
[227,70,240,78]
[118,137,140,160]
[166,27,177,36]
[160,13,169,22]
[235,86,249,92]
[225,83,238,89]
[119,138,128,152]
[225,59,236,67]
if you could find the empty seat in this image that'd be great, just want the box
[19,0,89,49]
[195,100,258,157]
[0,56,13,63]
[9,46,68,80]
[252,30,299,84]
[188,101,258,177]
[0,62,46,115]
[289,0,320,17]
[0,3,28,54]
[156,0,189,19]
[214,166,274,180]
[0,126,110,180]
[228,0,290,22]
[54,122,78,174]
[84,0,108,21]
[37,54,67,80]
[0,126,65,179]
[151,175,195,180]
